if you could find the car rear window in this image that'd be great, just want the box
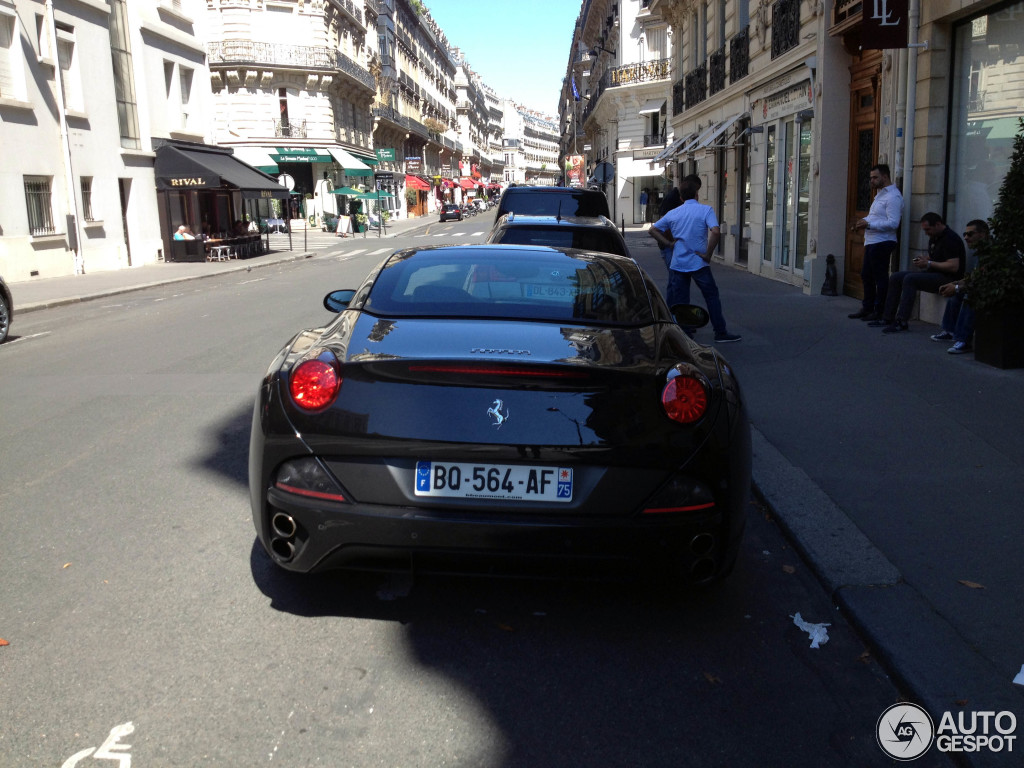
[364,249,653,326]
[498,190,610,218]
[492,226,628,256]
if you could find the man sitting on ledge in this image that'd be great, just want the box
[869,212,965,334]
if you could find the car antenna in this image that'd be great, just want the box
[556,200,562,223]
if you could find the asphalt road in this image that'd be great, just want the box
[0,220,953,767]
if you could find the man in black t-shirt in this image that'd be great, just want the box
[870,212,965,334]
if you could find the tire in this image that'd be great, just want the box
[0,293,10,343]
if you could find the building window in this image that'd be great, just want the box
[81,177,94,221]
[57,35,81,111]
[1,11,21,99]
[25,176,56,235]
[109,0,140,148]
[179,65,193,129]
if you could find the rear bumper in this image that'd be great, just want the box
[258,485,742,584]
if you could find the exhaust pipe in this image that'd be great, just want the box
[272,512,297,538]
[270,537,296,561]
[689,533,715,557]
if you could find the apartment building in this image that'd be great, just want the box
[1,0,214,281]
[564,0,1023,310]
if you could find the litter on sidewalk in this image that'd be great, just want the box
[791,612,831,649]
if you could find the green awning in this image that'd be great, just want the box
[352,151,379,166]
[327,147,372,176]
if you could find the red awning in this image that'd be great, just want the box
[459,177,477,190]
[405,174,430,190]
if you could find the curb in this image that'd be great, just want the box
[15,250,317,315]
[751,427,1023,768]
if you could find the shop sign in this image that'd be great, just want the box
[441,163,452,176]
[861,0,909,49]
[751,74,812,123]
[167,177,207,187]
[376,148,396,162]
[375,172,395,184]
[405,156,423,174]
[633,148,661,160]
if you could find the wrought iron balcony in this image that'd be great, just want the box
[772,0,801,59]
[685,63,707,109]
[336,0,364,27]
[274,119,307,139]
[672,78,685,116]
[709,47,726,96]
[643,133,666,147]
[730,28,749,84]
[609,57,671,86]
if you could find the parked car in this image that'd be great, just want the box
[493,185,611,223]
[0,274,12,343]
[486,214,629,257]
[439,203,463,222]
[248,244,751,586]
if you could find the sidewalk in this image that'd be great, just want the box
[10,219,1024,758]
[623,226,1024,766]
[8,211,435,314]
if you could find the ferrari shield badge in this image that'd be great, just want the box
[487,399,509,428]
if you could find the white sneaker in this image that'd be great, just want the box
[947,342,972,355]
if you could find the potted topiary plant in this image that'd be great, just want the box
[966,117,1024,369]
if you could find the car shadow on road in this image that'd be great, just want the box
[247,523,909,768]
[197,404,253,487]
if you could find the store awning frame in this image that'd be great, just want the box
[638,98,666,115]
[654,133,694,162]
[327,147,373,176]
[155,144,289,199]
[693,113,747,151]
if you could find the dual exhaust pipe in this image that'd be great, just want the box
[270,512,298,561]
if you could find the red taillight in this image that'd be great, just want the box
[289,359,340,411]
[661,375,708,424]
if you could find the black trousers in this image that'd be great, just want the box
[861,240,897,312]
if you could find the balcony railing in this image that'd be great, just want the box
[274,119,307,139]
[336,0,364,27]
[672,78,685,116]
[609,57,671,86]
[730,28,749,84]
[582,57,672,123]
[685,63,707,109]
[207,41,374,90]
[709,46,726,95]
[772,0,801,59]
[643,133,666,147]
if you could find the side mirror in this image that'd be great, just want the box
[670,304,710,329]
[324,289,357,313]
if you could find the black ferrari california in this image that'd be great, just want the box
[249,245,751,585]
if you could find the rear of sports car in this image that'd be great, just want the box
[250,324,749,586]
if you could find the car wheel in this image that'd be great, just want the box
[0,294,9,343]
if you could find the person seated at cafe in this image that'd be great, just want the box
[173,225,195,241]
[233,220,248,236]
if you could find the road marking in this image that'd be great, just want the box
[62,721,134,767]
[3,332,51,345]
[238,278,267,284]
[471,231,484,236]
[368,247,392,255]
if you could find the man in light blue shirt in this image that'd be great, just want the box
[650,177,740,343]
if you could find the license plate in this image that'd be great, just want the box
[525,283,575,299]
[415,461,573,502]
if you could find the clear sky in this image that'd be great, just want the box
[423,0,581,118]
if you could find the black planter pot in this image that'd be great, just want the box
[974,310,1024,369]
